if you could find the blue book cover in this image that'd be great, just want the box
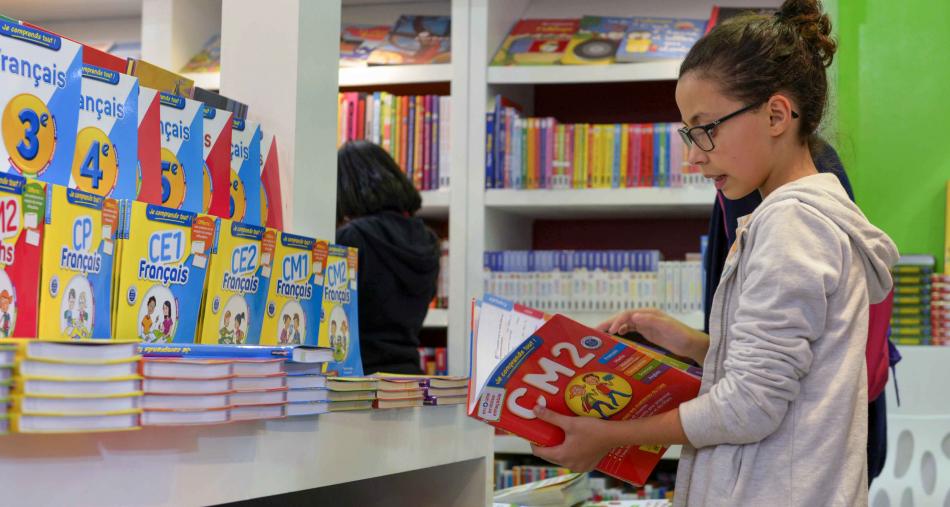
[485,111,495,189]
[616,17,707,63]
[612,124,621,188]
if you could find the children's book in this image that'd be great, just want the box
[197,219,276,345]
[367,15,451,65]
[259,233,329,347]
[113,201,215,343]
[340,23,391,67]
[138,342,332,362]
[158,92,204,213]
[318,244,363,376]
[0,20,81,186]
[39,185,118,339]
[229,118,262,225]
[180,34,220,74]
[0,174,45,338]
[615,17,707,63]
[491,19,580,66]
[12,412,140,433]
[560,16,632,65]
[134,86,164,204]
[260,129,284,229]
[126,58,194,98]
[468,296,700,485]
[705,5,778,35]
[492,472,591,507]
[200,105,233,217]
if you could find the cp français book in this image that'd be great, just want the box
[468,295,700,485]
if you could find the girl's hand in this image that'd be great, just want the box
[529,405,618,473]
[596,308,709,364]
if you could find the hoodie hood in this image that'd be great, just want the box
[338,211,440,296]
[753,173,898,303]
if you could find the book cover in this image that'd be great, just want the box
[259,233,329,346]
[0,174,45,338]
[560,16,632,65]
[38,185,118,340]
[198,219,276,345]
[616,17,706,63]
[319,244,363,376]
[229,118,262,226]
[492,19,580,66]
[71,64,138,200]
[200,105,233,217]
[260,129,284,229]
[340,23,391,67]
[468,297,700,485]
[126,58,194,98]
[113,201,215,343]
[180,34,220,74]
[367,15,451,65]
[158,92,204,213]
[0,20,82,186]
[192,87,248,121]
[135,87,163,204]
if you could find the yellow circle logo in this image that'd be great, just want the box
[71,127,118,196]
[160,148,187,209]
[202,162,212,213]
[564,372,633,419]
[2,94,57,176]
[260,186,269,225]
[229,168,246,221]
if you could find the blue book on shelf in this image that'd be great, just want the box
[616,17,707,63]
[485,111,495,189]
[138,343,333,362]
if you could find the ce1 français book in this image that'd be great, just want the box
[467,295,700,484]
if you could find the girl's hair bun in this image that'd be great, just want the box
[778,0,836,67]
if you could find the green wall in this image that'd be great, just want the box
[835,0,950,270]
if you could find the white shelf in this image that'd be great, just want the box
[339,64,453,86]
[424,308,449,328]
[183,71,221,90]
[495,435,681,460]
[0,405,493,507]
[418,189,451,219]
[484,187,716,219]
[487,60,682,85]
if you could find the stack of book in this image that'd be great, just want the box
[932,273,950,345]
[486,96,709,191]
[422,376,468,406]
[140,357,233,426]
[284,360,328,417]
[0,344,15,434]
[11,341,142,433]
[493,472,591,507]
[483,250,703,314]
[890,255,936,345]
[374,377,424,409]
[337,91,451,191]
[320,377,377,412]
[417,347,448,376]
[228,359,287,422]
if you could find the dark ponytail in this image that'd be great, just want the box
[680,0,837,149]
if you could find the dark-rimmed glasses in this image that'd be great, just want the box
[678,103,799,152]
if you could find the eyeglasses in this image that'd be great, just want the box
[678,102,799,152]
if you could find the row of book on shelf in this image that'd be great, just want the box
[430,239,450,309]
[889,254,950,346]
[483,250,704,315]
[486,96,709,190]
[491,464,673,505]
[491,7,773,67]
[340,15,451,67]
[0,341,468,434]
[338,91,450,191]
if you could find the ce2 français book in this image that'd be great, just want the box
[467,295,700,485]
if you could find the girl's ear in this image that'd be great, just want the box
[767,94,796,137]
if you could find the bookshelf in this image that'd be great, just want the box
[424,308,450,328]
[340,63,453,86]
[484,187,715,219]
[495,435,682,461]
[487,60,681,85]
[418,189,451,219]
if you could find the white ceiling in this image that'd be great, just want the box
[0,0,141,22]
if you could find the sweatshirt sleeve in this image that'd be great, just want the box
[679,201,846,447]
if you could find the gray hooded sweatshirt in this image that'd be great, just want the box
[673,173,898,506]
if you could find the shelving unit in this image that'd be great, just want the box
[487,60,681,84]
[418,189,451,219]
[340,63,453,86]
[495,434,682,461]
[423,307,449,328]
[484,187,715,219]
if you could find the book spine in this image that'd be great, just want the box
[414,95,424,190]
[139,343,296,359]
[485,111,495,189]
[422,95,431,191]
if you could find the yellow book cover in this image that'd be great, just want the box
[574,124,587,189]
[113,200,216,343]
[560,16,632,65]
[319,244,362,377]
[591,125,602,188]
[620,124,630,187]
[126,58,194,97]
[259,232,329,346]
[604,125,615,188]
[39,185,119,340]
[197,219,277,345]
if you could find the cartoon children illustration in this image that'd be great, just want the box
[583,373,631,407]
[161,301,174,339]
[233,312,246,344]
[219,310,234,344]
[292,313,301,344]
[568,384,615,419]
[141,296,156,339]
[75,292,91,339]
[279,314,291,344]
[0,290,12,338]
[63,288,77,337]
[330,320,342,361]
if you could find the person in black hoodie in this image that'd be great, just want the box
[335,140,440,374]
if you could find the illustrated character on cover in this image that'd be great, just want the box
[63,288,77,337]
[583,373,631,406]
[219,310,234,344]
[340,319,350,358]
[141,296,156,339]
[330,320,341,360]
[75,292,91,339]
[568,384,614,419]
[0,290,12,338]
[279,314,291,344]
[233,312,246,344]
[160,301,174,340]
[291,313,301,344]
